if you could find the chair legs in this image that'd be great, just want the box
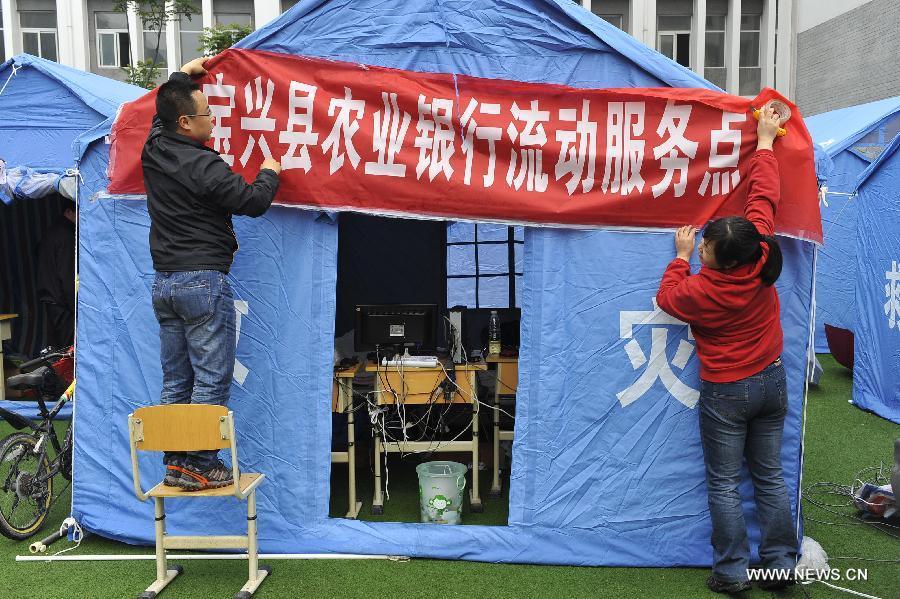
[139,498,182,599]
[235,490,271,599]
[139,492,271,599]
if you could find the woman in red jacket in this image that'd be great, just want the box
[657,106,797,593]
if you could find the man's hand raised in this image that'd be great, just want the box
[180,57,209,77]
[261,159,282,176]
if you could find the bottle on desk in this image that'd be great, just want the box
[488,310,501,356]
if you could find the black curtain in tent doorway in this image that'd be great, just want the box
[334,212,446,344]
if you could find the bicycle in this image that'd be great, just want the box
[0,346,75,540]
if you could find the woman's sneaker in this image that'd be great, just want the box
[168,460,234,491]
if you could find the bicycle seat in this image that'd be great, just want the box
[7,367,50,391]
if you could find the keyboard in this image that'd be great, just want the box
[381,355,439,368]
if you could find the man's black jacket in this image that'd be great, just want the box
[142,74,279,273]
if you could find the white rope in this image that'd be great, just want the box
[803,579,883,599]
[0,63,21,96]
[49,518,84,558]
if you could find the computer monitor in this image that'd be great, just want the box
[354,304,438,352]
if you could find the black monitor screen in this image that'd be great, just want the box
[354,304,437,351]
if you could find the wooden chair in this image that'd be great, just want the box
[127,404,270,599]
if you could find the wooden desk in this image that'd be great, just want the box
[332,363,363,519]
[485,354,518,497]
[0,315,17,402]
[365,360,486,515]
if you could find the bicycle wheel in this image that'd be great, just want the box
[0,432,54,540]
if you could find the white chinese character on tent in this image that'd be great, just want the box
[239,77,276,167]
[233,300,249,385]
[460,98,502,187]
[885,260,900,331]
[555,100,598,195]
[203,73,236,165]
[322,86,365,175]
[365,91,411,177]
[617,298,699,408]
[601,101,646,196]
[414,94,455,182]
[699,111,746,196]
[278,81,319,173]
[506,100,550,192]
[651,100,698,198]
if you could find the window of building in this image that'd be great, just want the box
[215,12,253,28]
[1,9,6,60]
[281,0,300,12]
[704,15,727,89]
[96,12,130,68]
[594,13,624,30]
[657,15,691,68]
[739,14,761,96]
[143,21,167,67]
[20,11,57,62]
[446,223,524,309]
[180,4,203,63]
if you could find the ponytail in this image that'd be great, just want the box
[759,235,783,286]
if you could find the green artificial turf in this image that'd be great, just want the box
[0,354,897,598]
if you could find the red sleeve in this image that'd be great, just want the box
[656,258,703,324]
[744,149,780,236]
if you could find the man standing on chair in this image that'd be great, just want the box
[143,57,281,491]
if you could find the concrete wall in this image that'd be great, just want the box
[795,0,900,116]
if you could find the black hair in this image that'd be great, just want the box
[703,216,783,286]
[156,76,200,132]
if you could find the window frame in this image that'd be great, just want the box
[95,12,130,69]
[446,224,524,309]
[656,16,692,69]
[19,11,57,61]
[704,15,727,89]
[738,13,763,96]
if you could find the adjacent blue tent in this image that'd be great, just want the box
[851,134,900,423]
[805,96,900,352]
[0,54,143,418]
[72,0,816,566]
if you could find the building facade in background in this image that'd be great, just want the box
[0,0,896,115]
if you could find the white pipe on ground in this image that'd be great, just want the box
[16,553,407,562]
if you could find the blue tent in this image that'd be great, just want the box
[0,54,143,418]
[72,0,815,566]
[805,96,900,352]
[851,134,900,423]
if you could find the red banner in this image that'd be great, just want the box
[108,48,822,242]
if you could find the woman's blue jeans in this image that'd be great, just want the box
[699,359,798,582]
[151,270,235,469]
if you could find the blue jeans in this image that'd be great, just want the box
[699,359,798,582]
[151,270,235,469]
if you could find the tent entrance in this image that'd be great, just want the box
[328,212,521,524]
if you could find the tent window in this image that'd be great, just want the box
[96,13,130,68]
[180,4,203,63]
[657,15,691,69]
[850,113,900,161]
[446,223,523,309]
[739,14,762,96]
[705,15,727,89]
[20,11,57,62]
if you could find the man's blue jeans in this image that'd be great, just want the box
[151,270,235,469]
[699,359,798,583]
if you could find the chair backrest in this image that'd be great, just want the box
[130,404,231,452]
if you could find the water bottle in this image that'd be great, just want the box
[488,310,501,356]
